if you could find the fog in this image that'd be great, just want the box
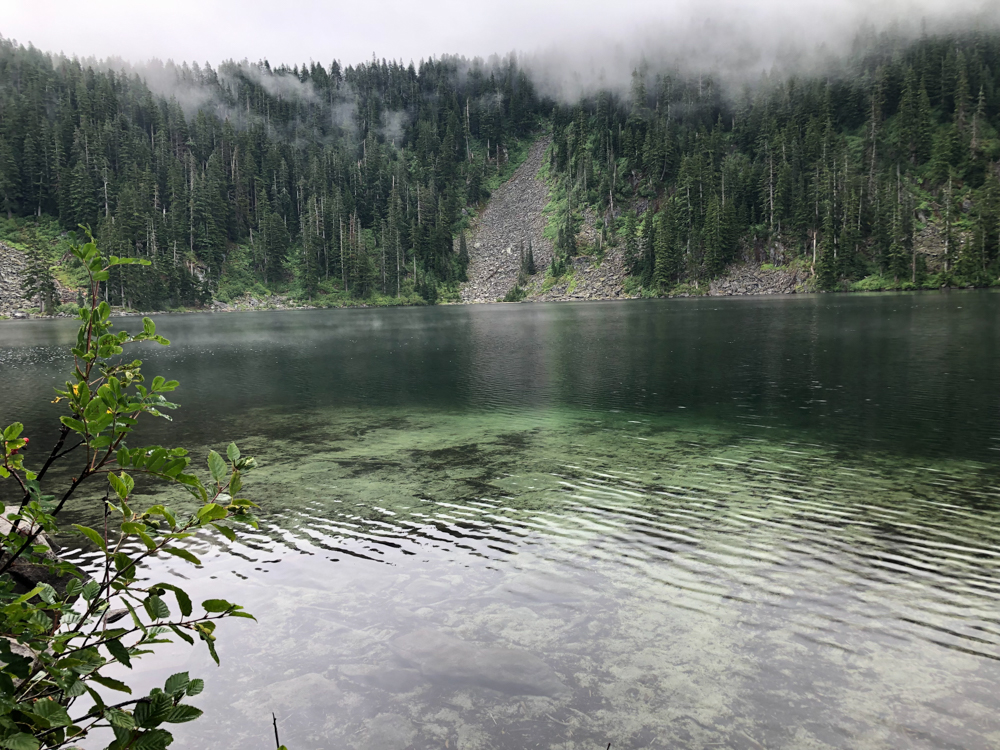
[2,0,998,104]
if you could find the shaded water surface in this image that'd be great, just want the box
[2,292,1000,749]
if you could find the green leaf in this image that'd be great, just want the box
[131,728,173,750]
[156,584,192,617]
[163,547,201,566]
[168,625,194,645]
[201,599,234,613]
[229,470,241,495]
[162,705,202,724]
[185,678,204,696]
[105,639,132,668]
[89,673,132,694]
[196,504,226,523]
[37,583,57,604]
[81,580,101,601]
[108,472,134,501]
[136,530,157,551]
[144,595,170,621]
[73,524,108,553]
[105,708,136,730]
[59,416,87,435]
[0,732,40,750]
[207,450,226,485]
[31,699,72,727]
[211,523,237,543]
[143,317,155,336]
[2,423,24,440]
[123,600,147,635]
[164,672,189,696]
[226,442,240,462]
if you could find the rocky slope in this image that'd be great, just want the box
[709,262,812,296]
[461,138,556,303]
[0,242,31,317]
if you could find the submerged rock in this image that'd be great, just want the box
[351,713,415,750]
[339,664,425,693]
[389,628,566,696]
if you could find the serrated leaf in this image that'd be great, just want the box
[211,523,237,543]
[157,584,192,617]
[81,580,101,601]
[168,625,194,645]
[73,524,107,553]
[163,547,201,566]
[226,442,240,462]
[185,678,204,696]
[89,673,132,694]
[162,705,202,724]
[105,707,136,730]
[0,732,40,750]
[207,450,226,485]
[143,595,170,621]
[201,599,235,613]
[30,699,71,727]
[132,728,173,750]
[105,639,132,668]
[196,504,226,523]
[164,672,189,696]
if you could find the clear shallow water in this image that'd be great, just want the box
[2,293,1000,749]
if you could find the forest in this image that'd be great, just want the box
[0,28,998,309]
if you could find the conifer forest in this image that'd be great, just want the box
[0,28,999,309]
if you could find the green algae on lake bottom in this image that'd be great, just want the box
[66,403,1000,750]
[5,294,999,749]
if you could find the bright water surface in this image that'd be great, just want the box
[2,293,1000,749]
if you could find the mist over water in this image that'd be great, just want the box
[2,293,1000,748]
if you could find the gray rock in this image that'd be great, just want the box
[0,507,79,596]
[390,628,566,696]
[351,713,415,750]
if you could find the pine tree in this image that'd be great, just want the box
[21,247,58,313]
[0,135,18,219]
[816,202,838,290]
[623,210,639,275]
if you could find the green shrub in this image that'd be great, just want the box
[0,234,259,750]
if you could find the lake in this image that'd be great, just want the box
[2,292,1000,749]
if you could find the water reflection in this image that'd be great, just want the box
[1,292,999,749]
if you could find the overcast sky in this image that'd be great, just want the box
[0,0,996,71]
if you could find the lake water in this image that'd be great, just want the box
[2,292,1000,749]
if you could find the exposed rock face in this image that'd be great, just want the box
[461,138,555,303]
[0,508,78,597]
[389,628,566,696]
[709,263,812,296]
[528,251,631,302]
[0,241,31,317]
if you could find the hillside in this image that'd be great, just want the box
[0,29,998,310]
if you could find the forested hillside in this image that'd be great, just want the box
[0,42,542,307]
[0,29,998,310]
[544,31,1000,293]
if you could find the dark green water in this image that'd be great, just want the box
[2,292,1000,749]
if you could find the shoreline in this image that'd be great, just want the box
[3,284,997,322]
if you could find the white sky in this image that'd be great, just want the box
[0,0,995,70]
